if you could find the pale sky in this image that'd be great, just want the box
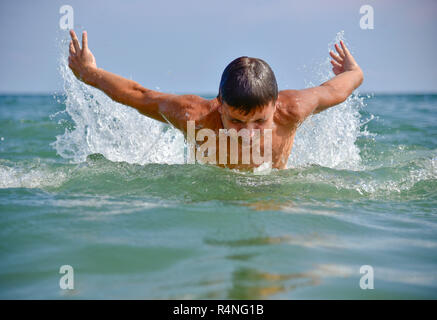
[0,0,436,94]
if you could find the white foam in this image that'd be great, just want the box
[288,31,367,170]
[52,31,367,170]
[0,161,68,189]
[51,36,185,165]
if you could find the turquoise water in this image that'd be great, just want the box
[0,32,436,299]
[0,92,436,299]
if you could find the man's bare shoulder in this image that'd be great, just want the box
[165,94,220,133]
[192,97,221,130]
[171,94,216,120]
[274,90,303,128]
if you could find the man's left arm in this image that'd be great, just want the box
[279,40,364,125]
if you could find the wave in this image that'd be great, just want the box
[1,154,435,202]
[51,31,369,171]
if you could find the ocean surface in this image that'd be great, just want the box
[1,34,436,299]
[1,91,436,299]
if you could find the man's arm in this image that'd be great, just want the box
[279,40,364,125]
[67,30,208,133]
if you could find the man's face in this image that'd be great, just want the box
[219,101,276,135]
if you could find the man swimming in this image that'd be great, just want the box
[68,30,363,170]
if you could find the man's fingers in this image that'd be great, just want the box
[68,56,73,69]
[82,31,88,50]
[329,50,343,63]
[335,43,345,58]
[330,60,342,68]
[69,30,81,53]
[340,40,351,56]
[69,40,76,56]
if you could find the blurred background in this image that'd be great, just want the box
[0,0,436,95]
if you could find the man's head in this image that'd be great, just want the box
[217,56,278,131]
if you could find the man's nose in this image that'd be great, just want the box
[243,125,256,138]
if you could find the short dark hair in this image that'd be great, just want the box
[217,56,278,114]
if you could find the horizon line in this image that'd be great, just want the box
[1,90,437,97]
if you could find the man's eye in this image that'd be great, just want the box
[256,119,266,124]
[231,119,242,124]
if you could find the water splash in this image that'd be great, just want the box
[288,31,369,170]
[51,32,185,165]
[51,31,369,170]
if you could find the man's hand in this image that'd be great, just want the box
[65,29,209,132]
[68,30,97,82]
[279,40,363,126]
[329,40,361,75]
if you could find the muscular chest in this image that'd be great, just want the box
[187,121,296,170]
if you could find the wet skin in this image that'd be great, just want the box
[187,99,298,170]
[67,30,363,170]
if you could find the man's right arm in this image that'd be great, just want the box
[68,30,208,133]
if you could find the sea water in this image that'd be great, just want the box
[0,33,436,299]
